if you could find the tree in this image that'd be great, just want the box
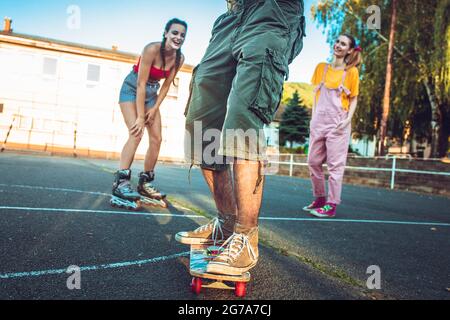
[279,90,311,148]
[378,0,397,156]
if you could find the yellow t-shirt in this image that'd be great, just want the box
[311,62,360,111]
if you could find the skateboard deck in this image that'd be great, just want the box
[189,243,250,297]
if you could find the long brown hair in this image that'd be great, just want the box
[342,34,362,70]
[160,18,188,85]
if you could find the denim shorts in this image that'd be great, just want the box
[118,70,160,109]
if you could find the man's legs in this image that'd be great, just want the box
[202,168,237,219]
[206,0,304,275]
[234,160,264,229]
[178,0,305,275]
[206,159,262,275]
[174,166,236,244]
[202,168,236,238]
[176,7,239,245]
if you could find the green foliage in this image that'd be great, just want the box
[282,82,315,108]
[279,90,311,147]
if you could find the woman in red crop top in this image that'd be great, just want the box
[113,18,187,206]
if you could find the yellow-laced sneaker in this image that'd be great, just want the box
[206,224,259,276]
[175,216,234,245]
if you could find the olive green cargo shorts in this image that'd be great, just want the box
[185,0,305,170]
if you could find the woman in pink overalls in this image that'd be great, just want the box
[303,34,362,218]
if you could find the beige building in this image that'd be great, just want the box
[0,18,194,161]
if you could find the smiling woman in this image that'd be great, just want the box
[304,34,362,218]
[112,18,188,210]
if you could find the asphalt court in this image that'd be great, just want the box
[0,152,449,299]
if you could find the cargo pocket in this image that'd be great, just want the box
[184,65,199,117]
[288,15,306,64]
[249,48,287,125]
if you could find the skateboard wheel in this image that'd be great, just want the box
[191,277,202,295]
[235,282,246,297]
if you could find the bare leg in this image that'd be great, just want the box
[233,159,264,228]
[119,102,143,170]
[144,109,162,172]
[205,159,263,275]
[201,168,237,220]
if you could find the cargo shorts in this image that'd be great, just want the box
[185,0,305,170]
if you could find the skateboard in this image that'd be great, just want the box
[189,244,250,297]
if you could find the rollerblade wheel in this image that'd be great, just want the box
[110,197,140,211]
[191,277,202,295]
[235,282,246,297]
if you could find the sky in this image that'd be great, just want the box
[0,0,331,83]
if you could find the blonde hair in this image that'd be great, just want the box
[342,34,362,70]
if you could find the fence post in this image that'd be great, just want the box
[73,122,77,158]
[1,115,16,152]
[390,156,396,189]
[289,154,294,177]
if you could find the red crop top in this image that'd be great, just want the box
[133,57,171,81]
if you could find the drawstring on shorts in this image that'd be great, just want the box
[253,161,263,194]
[188,163,194,185]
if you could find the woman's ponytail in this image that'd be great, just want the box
[343,34,362,70]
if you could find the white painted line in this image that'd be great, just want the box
[1,206,449,227]
[0,184,110,197]
[0,251,189,279]
[259,216,450,227]
[1,184,449,227]
[0,184,197,213]
[0,206,206,220]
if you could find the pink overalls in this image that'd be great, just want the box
[308,64,351,205]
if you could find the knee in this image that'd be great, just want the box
[327,159,346,174]
[150,134,162,146]
[308,156,323,169]
[128,135,142,146]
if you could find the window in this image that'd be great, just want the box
[43,57,57,76]
[87,64,101,82]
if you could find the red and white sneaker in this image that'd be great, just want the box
[302,197,326,212]
[310,203,337,218]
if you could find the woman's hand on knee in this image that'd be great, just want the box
[130,116,146,137]
[145,108,158,126]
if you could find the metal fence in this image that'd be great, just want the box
[270,154,450,190]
